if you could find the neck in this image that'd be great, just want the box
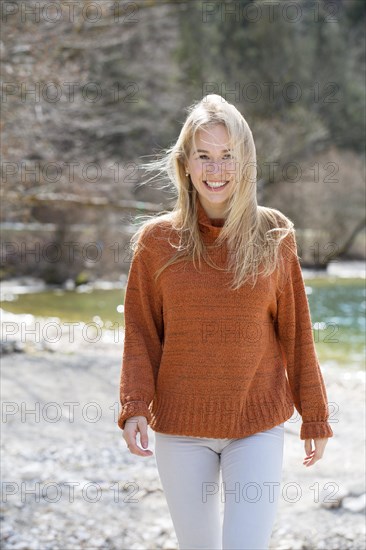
[199,197,227,220]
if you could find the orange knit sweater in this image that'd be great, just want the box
[117,197,334,440]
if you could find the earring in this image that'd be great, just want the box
[185,172,189,176]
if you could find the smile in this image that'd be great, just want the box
[203,181,229,190]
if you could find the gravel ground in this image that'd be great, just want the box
[1,313,365,550]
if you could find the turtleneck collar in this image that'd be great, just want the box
[196,197,226,236]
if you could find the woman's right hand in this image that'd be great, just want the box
[123,415,153,457]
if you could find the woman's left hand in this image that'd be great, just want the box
[303,437,329,467]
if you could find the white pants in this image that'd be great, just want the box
[154,422,285,550]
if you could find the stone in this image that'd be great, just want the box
[342,493,366,513]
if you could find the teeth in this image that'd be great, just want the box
[205,181,227,188]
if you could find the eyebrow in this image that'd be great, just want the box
[195,149,232,153]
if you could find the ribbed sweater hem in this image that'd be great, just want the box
[148,389,295,439]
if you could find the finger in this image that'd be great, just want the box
[303,449,315,462]
[303,453,321,466]
[304,458,317,467]
[304,439,313,456]
[314,441,327,455]
[125,434,152,456]
[128,441,153,456]
[140,431,149,449]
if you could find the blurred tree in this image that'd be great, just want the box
[1,0,364,282]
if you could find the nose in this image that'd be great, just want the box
[203,163,227,180]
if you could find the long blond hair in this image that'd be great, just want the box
[130,94,296,290]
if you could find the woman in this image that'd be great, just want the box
[117,94,333,550]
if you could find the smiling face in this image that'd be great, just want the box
[185,124,236,218]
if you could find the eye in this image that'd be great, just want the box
[198,154,233,160]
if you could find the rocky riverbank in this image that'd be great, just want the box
[1,308,365,550]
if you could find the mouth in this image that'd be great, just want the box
[203,180,230,191]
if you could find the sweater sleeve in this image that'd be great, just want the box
[117,238,164,431]
[275,233,334,440]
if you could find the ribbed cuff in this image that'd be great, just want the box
[300,421,334,440]
[117,400,152,430]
